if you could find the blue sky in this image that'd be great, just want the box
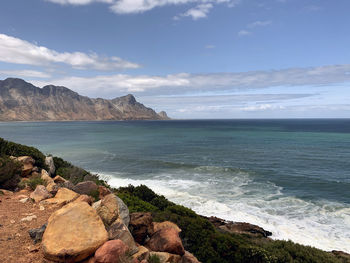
[0,0,350,118]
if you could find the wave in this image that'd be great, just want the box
[102,171,350,253]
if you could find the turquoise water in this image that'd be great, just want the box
[0,119,349,252]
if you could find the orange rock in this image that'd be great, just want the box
[74,194,94,205]
[94,240,129,263]
[30,185,52,203]
[153,221,181,234]
[98,185,111,199]
[147,228,185,256]
[129,212,153,244]
[42,202,108,262]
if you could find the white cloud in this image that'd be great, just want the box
[238,30,251,36]
[247,20,272,28]
[178,3,213,20]
[45,0,241,20]
[0,34,140,70]
[45,0,113,5]
[30,64,350,98]
[0,70,51,78]
[241,104,285,111]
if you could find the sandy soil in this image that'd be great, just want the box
[0,190,58,263]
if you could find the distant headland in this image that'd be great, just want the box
[0,78,170,121]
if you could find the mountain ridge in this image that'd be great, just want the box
[0,78,170,121]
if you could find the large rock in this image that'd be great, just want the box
[53,175,67,184]
[95,194,129,227]
[74,194,94,205]
[153,221,181,234]
[147,228,185,256]
[149,252,181,263]
[42,201,108,262]
[98,185,111,199]
[107,218,138,254]
[180,251,200,263]
[132,246,149,262]
[30,185,52,203]
[116,195,130,227]
[129,212,153,244]
[208,217,272,238]
[41,169,54,185]
[46,182,59,195]
[73,181,98,195]
[94,240,129,263]
[45,156,56,176]
[41,187,79,206]
[16,156,35,177]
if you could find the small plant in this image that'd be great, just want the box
[88,189,100,201]
[148,254,161,263]
[27,175,46,190]
[0,156,22,190]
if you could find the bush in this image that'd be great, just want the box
[148,254,161,263]
[117,191,158,213]
[0,156,22,190]
[0,138,47,169]
[26,175,46,190]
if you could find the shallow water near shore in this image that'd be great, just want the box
[1,119,349,252]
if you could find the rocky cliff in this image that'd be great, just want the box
[0,78,169,121]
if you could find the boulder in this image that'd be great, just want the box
[116,195,130,227]
[96,194,119,226]
[95,194,129,227]
[92,200,102,210]
[41,187,79,206]
[98,185,111,199]
[73,181,98,195]
[46,182,59,195]
[94,240,129,263]
[16,156,35,177]
[42,201,108,262]
[41,170,54,185]
[108,218,138,254]
[149,252,181,263]
[180,252,200,263]
[28,224,47,244]
[153,221,181,234]
[45,156,56,176]
[74,194,94,205]
[0,189,13,196]
[30,185,52,203]
[129,212,153,244]
[147,228,185,256]
[62,180,75,190]
[132,246,149,262]
[53,175,67,184]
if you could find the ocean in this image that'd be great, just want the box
[0,119,349,252]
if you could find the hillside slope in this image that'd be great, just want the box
[0,78,169,121]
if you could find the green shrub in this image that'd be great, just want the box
[89,189,100,201]
[0,138,47,169]
[26,175,46,190]
[148,254,161,263]
[0,156,22,190]
[116,191,158,213]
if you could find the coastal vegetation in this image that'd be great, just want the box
[0,137,348,263]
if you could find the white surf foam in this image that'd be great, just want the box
[103,172,350,253]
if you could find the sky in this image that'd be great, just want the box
[0,0,350,118]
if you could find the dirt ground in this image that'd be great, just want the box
[0,191,57,263]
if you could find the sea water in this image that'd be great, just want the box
[0,119,349,252]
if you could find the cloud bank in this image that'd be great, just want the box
[0,34,140,71]
[45,0,241,20]
[30,64,350,98]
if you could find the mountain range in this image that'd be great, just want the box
[0,78,169,121]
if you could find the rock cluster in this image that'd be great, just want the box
[6,155,201,263]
